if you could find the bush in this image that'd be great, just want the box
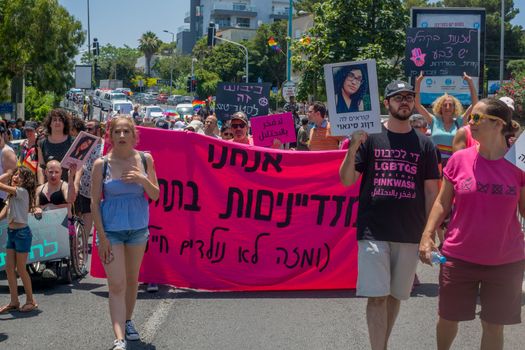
[24,86,56,121]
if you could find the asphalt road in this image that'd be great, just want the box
[1,260,524,350]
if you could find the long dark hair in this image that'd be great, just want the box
[44,108,71,135]
[336,64,368,110]
[10,166,37,212]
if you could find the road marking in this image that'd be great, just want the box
[141,298,176,343]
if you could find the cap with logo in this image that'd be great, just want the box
[384,80,414,98]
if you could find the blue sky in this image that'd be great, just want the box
[59,0,524,52]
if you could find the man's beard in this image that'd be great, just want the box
[390,106,413,121]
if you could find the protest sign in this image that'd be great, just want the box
[405,27,480,105]
[215,82,271,121]
[91,128,360,292]
[505,133,525,171]
[324,59,382,136]
[0,208,69,271]
[250,112,296,147]
[61,131,101,169]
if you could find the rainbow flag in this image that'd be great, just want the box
[192,99,206,111]
[267,37,281,52]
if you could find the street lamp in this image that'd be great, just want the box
[163,29,175,96]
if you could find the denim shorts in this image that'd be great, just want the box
[6,226,32,253]
[97,227,149,246]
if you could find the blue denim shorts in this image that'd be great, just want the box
[6,226,32,253]
[97,227,149,246]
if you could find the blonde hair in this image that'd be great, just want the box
[107,116,139,146]
[431,93,464,117]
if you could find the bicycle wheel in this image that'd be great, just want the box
[70,217,89,277]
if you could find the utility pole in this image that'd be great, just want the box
[163,30,175,96]
[286,0,293,82]
[499,0,505,84]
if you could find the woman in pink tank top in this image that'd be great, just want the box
[419,98,523,350]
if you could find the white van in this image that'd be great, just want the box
[100,92,128,111]
[111,101,134,115]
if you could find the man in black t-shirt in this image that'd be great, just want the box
[339,80,439,350]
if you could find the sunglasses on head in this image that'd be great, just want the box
[231,123,246,129]
[467,113,506,126]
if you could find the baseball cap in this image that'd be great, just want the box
[24,121,38,130]
[498,96,515,111]
[230,112,248,125]
[384,80,414,98]
[155,119,170,130]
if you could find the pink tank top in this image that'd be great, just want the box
[463,125,479,148]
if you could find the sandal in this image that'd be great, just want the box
[19,302,38,313]
[0,303,20,314]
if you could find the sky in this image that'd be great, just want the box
[59,0,525,55]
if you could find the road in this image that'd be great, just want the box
[1,261,524,350]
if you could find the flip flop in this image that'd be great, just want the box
[0,303,20,314]
[19,302,38,313]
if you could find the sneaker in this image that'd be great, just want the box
[125,320,140,341]
[146,283,159,293]
[112,339,126,350]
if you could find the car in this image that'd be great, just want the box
[156,93,168,104]
[140,105,164,123]
[100,92,128,111]
[111,100,134,115]
[114,88,132,96]
[167,95,181,105]
[93,88,112,107]
[175,103,193,120]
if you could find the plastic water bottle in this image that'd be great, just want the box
[430,251,447,265]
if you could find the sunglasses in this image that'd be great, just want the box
[231,124,246,129]
[391,94,415,103]
[467,113,506,126]
[223,133,233,137]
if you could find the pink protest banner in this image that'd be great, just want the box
[250,112,297,147]
[91,128,359,291]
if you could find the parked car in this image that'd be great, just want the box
[93,88,111,107]
[100,92,128,111]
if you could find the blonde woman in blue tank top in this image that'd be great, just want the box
[415,72,478,166]
[91,116,159,350]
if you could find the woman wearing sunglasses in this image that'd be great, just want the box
[415,72,478,166]
[419,98,523,350]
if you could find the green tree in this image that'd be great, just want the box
[81,44,141,87]
[194,69,221,98]
[292,0,408,100]
[24,86,56,121]
[439,0,525,79]
[294,0,323,13]
[507,59,525,79]
[138,31,162,77]
[0,0,84,96]
[153,54,193,84]
[247,21,287,87]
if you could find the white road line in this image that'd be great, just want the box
[141,298,176,343]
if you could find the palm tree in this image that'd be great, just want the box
[138,31,161,77]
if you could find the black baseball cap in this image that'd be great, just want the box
[24,121,38,130]
[384,80,414,98]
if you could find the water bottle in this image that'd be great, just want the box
[430,251,446,265]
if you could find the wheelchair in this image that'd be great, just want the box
[27,215,89,283]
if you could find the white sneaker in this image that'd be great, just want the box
[112,339,126,350]
[125,320,140,341]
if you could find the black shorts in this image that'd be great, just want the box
[75,194,91,214]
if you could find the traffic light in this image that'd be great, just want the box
[186,76,192,92]
[191,78,197,92]
[207,23,216,47]
[92,38,100,56]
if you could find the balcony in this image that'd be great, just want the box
[211,3,257,17]
[177,25,190,33]
[184,11,190,23]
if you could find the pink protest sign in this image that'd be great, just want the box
[250,112,297,147]
[91,128,360,291]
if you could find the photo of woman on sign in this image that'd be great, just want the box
[333,64,371,113]
[70,135,96,161]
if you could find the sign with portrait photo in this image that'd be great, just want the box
[324,59,382,136]
[61,131,101,169]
